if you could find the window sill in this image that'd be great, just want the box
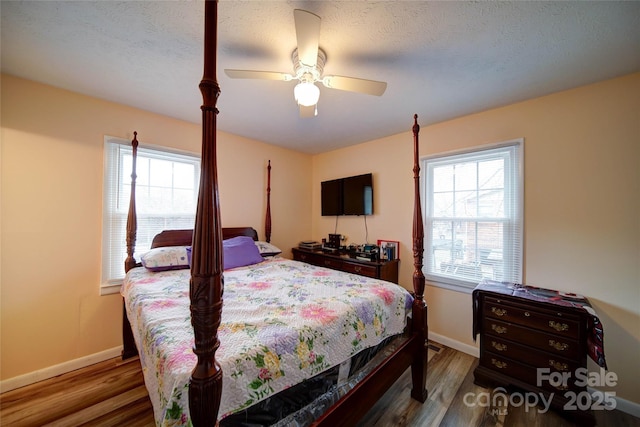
[100,280,123,296]
[425,275,476,294]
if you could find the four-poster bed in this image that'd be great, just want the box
[121,1,428,425]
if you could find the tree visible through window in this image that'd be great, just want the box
[101,137,200,294]
[422,140,523,291]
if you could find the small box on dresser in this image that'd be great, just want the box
[472,280,607,426]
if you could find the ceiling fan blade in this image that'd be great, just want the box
[294,9,321,67]
[224,69,293,81]
[322,75,387,96]
[299,104,317,118]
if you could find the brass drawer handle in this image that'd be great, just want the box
[491,358,508,369]
[491,307,507,317]
[549,360,569,371]
[354,266,362,273]
[324,260,331,266]
[549,320,569,332]
[491,324,507,334]
[549,340,569,351]
[524,311,531,317]
[491,341,507,352]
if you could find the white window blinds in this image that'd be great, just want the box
[422,140,523,292]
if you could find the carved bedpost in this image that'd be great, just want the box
[124,131,138,273]
[266,160,272,243]
[189,0,224,425]
[410,114,428,402]
[122,131,140,360]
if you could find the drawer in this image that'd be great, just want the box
[482,336,580,374]
[480,350,583,394]
[484,296,581,338]
[483,318,580,359]
[294,251,338,269]
[293,251,318,263]
[340,262,378,278]
[317,257,343,270]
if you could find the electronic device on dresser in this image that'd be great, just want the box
[346,243,379,262]
[324,234,342,251]
[472,280,607,426]
[298,240,322,251]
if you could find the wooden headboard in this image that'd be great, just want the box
[150,227,259,249]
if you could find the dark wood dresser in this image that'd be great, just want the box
[292,247,399,284]
[472,281,605,425]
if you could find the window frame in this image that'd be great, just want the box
[100,136,200,295]
[421,139,524,293]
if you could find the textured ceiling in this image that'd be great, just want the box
[2,1,639,154]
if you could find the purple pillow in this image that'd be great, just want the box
[186,236,263,270]
[223,236,264,269]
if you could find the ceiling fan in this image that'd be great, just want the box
[224,9,387,118]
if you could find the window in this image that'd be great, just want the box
[101,137,200,295]
[422,140,523,292]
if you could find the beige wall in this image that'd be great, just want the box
[312,73,640,403]
[1,72,638,406]
[0,74,312,381]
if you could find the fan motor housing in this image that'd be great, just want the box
[292,47,326,82]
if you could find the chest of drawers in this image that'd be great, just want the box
[473,288,595,425]
[292,247,399,284]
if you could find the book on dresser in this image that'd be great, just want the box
[472,279,607,426]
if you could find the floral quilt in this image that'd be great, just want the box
[122,257,413,426]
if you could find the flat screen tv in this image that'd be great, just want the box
[321,173,373,216]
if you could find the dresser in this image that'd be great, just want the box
[472,280,604,426]
[292,247,399,284]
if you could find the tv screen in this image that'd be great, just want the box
[343,174,373,215]
[321,178,342,216]
[321,173,373,216]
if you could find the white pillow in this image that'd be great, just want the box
[254,241,282,257]
[140,246,190,271]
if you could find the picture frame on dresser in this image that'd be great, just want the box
[378,239,400,260]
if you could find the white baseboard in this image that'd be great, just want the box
[0,346,123,393]
[588,388,640,419]
[428,331,479,358]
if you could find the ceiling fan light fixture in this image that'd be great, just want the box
[224,12,386,118]
[294,81,320,106]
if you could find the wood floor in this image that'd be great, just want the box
[2,342,638,426]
